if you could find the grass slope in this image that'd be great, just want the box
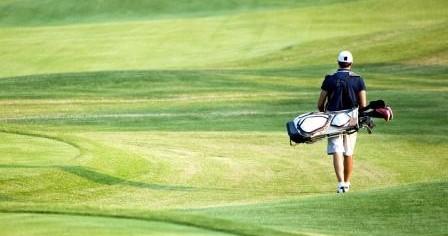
[0,0,447,235]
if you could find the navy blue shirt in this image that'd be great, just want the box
[321,69,366,111]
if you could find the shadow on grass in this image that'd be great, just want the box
[0,164,194,192]
[0,164,326,195]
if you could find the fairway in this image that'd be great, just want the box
[0,0,447,235]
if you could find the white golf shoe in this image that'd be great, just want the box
[337,182,345,193]
[336,182,350,193]
[343,183,350,193]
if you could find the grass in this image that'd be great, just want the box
[0,0,447,235]
[0,213,236,236]
[0,0,339,27]
[193,181,448,236]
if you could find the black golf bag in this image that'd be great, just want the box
[286,100,393,145]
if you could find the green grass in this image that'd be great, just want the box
[0,0,341,27]
[0,213,236,236]
[0,0,447,235]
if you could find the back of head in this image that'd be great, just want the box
[338,50,353,68]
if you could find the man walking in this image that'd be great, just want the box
[317,51,367,193]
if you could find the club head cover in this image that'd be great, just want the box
[359,100,386,112]
[373,106,393,121]
[369,100,386,109]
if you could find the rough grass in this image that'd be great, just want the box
[0,0,447,235]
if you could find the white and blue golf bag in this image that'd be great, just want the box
[286,100,392,145]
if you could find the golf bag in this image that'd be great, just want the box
[286,100,393,145]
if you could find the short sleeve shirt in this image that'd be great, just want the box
[321,69,366,111]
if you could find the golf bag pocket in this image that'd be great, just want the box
[287,108,358,144]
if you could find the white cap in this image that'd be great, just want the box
[337,50,353,63]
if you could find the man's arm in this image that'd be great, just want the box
[317,90,327,112]
[358,90,367,108]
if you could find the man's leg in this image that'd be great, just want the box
[342,132,357,192]
[344,155,353,183]
[329,135,346,193]
[333,152,344,183]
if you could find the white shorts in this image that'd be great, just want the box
[327,132,357,156]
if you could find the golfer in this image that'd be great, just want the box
[317,50,366,193]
